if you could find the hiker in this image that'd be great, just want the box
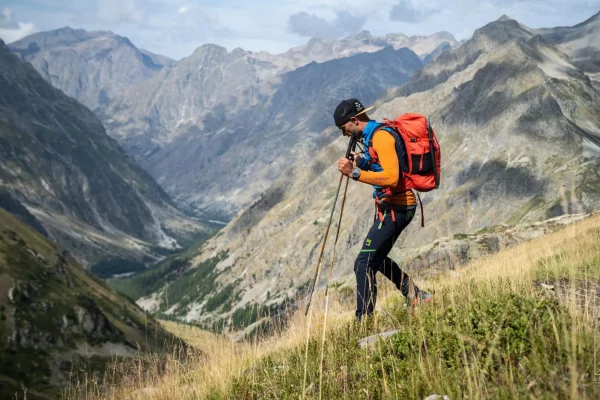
[333,98,432,321]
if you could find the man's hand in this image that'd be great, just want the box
[350,152,362,165]
[337,157,354,177]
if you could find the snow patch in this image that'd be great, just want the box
[111,272,136,278]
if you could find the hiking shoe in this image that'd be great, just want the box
[410,290,432,308]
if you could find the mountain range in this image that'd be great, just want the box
[103,44,424,219]
[121,14,600,330]
[280,30,458,66]
[8,27,456,220]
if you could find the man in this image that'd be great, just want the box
[333,98,431,321]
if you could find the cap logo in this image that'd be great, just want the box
[355,101,364,112]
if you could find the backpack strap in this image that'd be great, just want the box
[374,197,396,223]
[417,192,424,228]
[362,123,388,148]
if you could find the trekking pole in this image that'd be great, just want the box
[302,136,356,400]
[318,162,353,400]
[304,136,357,316]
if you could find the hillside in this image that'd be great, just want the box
[66,211,600,399]
[0,208,176,399]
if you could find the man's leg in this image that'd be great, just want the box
[375,207,432,305]
[378,257,417,297]
[354,210,400,321]
[375,207,418,297]
[354,253,377,319]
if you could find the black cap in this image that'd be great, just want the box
[333,98,375,127]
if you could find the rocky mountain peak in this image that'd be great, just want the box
[102,43,424,221]
[9,27,174,110]
[190,43,230,58]
[433,31,457,41]
[11,26,109,52]
[497,14,514,22]
[472,16,533,46]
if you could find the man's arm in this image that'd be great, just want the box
[357,130,399,187]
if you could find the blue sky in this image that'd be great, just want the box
[0,0,598,60]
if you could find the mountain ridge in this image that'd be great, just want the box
[8,27,174,110]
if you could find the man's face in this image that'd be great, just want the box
[339,117,360,138]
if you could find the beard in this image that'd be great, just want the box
[349,128,360,139]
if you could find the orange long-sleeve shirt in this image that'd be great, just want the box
[357,129,417,207]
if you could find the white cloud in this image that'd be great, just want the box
[389,0,439,23]
[178,6,189,14]
[287,10,368,39]
[0,8,37,44]
[0,22,37,43]
[96,0,146,24]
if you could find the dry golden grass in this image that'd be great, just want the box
[63,213,600,399]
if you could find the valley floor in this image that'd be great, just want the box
[64,213,600,399]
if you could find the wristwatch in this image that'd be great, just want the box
[351,167,361,180]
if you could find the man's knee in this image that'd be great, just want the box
[354,252,368,273]
[356,250,381,269]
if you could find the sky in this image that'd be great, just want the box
[0,0,599,60]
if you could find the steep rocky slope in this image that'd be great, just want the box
[9,27,173,110]
[127,15,600,328]
[0,39,206,266]
[0,208,175,399]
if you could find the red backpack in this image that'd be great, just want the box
[373,113,441,227]
[382,113,441,193]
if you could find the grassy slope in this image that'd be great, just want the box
[67,213,600,399]
[0,208,177,399]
